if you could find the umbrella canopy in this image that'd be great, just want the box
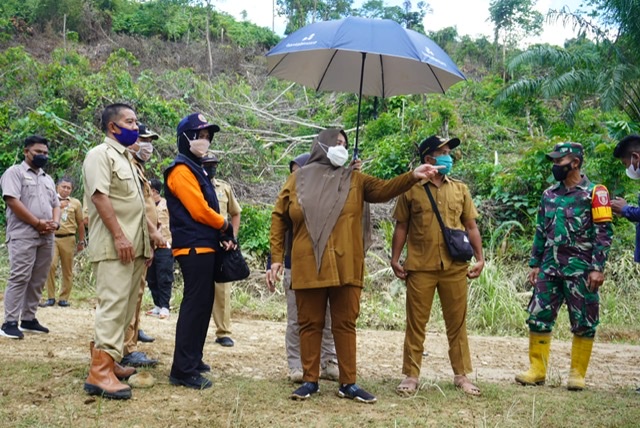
[267,16,465,99]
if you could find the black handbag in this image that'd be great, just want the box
[423,184,474,262]
[214,246,250,283]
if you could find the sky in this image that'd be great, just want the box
[214,0,584,47]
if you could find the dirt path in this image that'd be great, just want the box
[3,306,639,390]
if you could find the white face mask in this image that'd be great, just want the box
[627,160,640,180]
[184,133,210,158]
[136,142,153,162]
[319,143,349,167]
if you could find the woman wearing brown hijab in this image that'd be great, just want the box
[269,129,442,403]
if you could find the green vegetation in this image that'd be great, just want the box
[1,3,640,425]
[1,1,639,344]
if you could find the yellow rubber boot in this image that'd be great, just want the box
[567,335,594,391]
[515,332,552,386]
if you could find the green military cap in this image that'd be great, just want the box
[546,142,583,160]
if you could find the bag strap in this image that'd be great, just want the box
[423,183,447,235]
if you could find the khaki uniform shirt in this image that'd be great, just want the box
[271,171,417,289]
[212,178,241,219]
[0,161,59,241]
[156,197,172,244]
[57,196,83,236]
[393,176,478,272]
[131,157,158,229]
[83,137,150,262]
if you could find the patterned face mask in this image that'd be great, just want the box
[136,142,153,162]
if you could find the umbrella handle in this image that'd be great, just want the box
[353,52,366,162]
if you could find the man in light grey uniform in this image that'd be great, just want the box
[0,135,60,339]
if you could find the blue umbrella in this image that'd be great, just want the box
[266,16,466,156]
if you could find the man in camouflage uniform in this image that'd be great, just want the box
[516,142,613,391]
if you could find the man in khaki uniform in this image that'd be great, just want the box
[202,155,241,347]
[82,103,151,400]
[42,177,86,307]
[1,136,60,340]
[121,124,165,367]
[391,135,485,397]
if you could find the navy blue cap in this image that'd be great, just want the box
[176,113,220,137]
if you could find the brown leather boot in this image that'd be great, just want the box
[84,347,132,399]
[90,341,136,380]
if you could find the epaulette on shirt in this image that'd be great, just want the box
[591,184,612,223]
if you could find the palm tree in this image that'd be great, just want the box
[496,2,640,126]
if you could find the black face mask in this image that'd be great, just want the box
[204,165,217,178]
[552,163,572,181]
[32,154,49,168]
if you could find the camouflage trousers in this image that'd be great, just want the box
[526,272,599,338]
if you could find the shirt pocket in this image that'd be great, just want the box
[446,196,464,224]
[565,206,587,236]
[22,175,37,197]
[44,180,57,201]
[544,209,556,233]
[410,200,431,240]
[113,165,135,195]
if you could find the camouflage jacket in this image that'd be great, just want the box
[529,175,613,276]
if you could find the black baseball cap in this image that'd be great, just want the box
[418,135,460,158]
[202,154,220,164]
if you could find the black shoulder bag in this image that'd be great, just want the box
[423,184,474,262]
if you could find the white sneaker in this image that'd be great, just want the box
[146,306,160,317]
[288,367,304,383]
[320,360,339,381]
[159,307,170,319]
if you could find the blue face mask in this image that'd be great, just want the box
[434,154,453,175]
[113,123,139,147]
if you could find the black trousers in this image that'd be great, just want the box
[146,247,175,309]
[170,251,216,379]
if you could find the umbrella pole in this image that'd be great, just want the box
[353,52,366,160]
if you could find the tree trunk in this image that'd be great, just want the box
[63,14,67,51]
[206,11,213,76]
[442,117,450,137]
[502,38,506,81]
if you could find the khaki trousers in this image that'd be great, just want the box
[93,257,145,362]
[4,236,53,322]
[403,264,473,377]
[45,235,75,301]
[284,268,337,369]
[124,266,148,355]
[212,281,232,337]
[296,285,361,384]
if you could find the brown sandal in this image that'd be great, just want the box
[396,377,419,397]
[454,375,481,397]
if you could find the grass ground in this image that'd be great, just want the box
[1,241,639,427]
[0,307,638,428]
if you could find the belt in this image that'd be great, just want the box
[55,233,75,238]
